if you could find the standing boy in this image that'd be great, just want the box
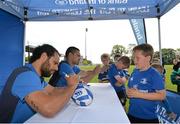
[108,56,130,107]
[98,53,110,83]
[127,44,166,123]
[152,63,177,121]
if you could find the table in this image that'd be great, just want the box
[25,83,130,124]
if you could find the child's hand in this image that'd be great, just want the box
[126,88,140,98]
[115,82,123,87]
[93,64,101,74]
[175,76,180,80]
[100,65,108,72]
[115,77,126,87]
[168,112,177,121]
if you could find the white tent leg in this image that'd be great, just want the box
[158,17,162,65]
[23,21,26,65]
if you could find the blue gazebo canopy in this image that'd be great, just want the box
[0,1,180,122]
[0,0,179,21]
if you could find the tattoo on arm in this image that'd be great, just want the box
[30,100,39,111]
[26,95,39,112]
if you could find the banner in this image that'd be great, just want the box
[129,19,147,45]
[0,0,179,21]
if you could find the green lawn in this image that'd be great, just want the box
[46,65,177,111]
[46,65,176,91]
[80,65,177,91]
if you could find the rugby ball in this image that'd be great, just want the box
[72,83,93,106]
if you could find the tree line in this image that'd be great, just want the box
[25,44,180,65]
[111,44,180,65]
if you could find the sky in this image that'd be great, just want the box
[25,4,180,64]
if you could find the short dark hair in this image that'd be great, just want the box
[65,46,80,58]
[29,44,60,63]
[114,54,121,62]
[118,56,130,68]
[133,44,154,61]
[173,61,180,71]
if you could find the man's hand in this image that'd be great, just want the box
[65,74,79,87]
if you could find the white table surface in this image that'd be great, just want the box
[25,83,130,124]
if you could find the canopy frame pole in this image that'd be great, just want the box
[143,19,147,44]
[23,21,26,65]
[158,17,162,65]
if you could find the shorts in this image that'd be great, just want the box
[128,114,159,123]
[116,90,127,106]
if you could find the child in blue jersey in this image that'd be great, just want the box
[98,53,110,83]
[108,56,130,107]
[152,63,177,121]
[127,44,166,123]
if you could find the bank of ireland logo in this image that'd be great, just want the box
[140,78,148,85]
[130,77,133,81]
[55,0,68,5]
[133,78,147,89]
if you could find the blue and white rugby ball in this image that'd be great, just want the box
[72,83,93,106]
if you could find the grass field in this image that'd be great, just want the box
[81,65,177,91]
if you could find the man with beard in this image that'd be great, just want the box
[50,46,101,87]
[0,44,79,123]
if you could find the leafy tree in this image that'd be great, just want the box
[175,49,180,59]
[82,59,92,65]
[153,49,177,65]
[176,48,180,52]
[153,51,160,59]
[162,48,176,65]
[111,44,127,58]
[25,57,29,62]
[127,44,136,55]
[127,44,136,65]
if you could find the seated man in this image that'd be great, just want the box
[0,44,79,123]
[49,46,101,87]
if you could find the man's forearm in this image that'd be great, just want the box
[42,85,77,116]
[25,85,77,118]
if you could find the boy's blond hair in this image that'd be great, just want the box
[101,53,110,60]
[152,58,161,64]
[151,63,164,74]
